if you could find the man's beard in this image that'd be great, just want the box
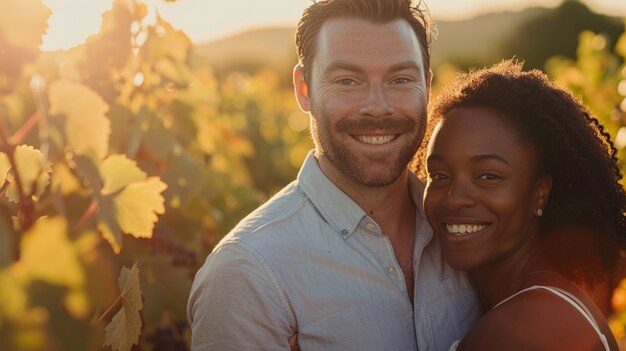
[310,105,425,187]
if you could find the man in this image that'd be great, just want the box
[187,0,481,350]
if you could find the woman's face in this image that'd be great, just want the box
[423,105,550,271]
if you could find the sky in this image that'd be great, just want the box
[41,0,626,51]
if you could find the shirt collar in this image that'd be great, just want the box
[297,151,427,239]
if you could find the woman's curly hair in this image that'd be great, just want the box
[416,59,626,286]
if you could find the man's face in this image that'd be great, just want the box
[294,18,430,188]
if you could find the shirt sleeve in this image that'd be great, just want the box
[187,243,296,351]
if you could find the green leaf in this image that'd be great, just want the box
[97,198,124,255]
[3,145,52,203]
[616,31,626,59]
[103,263,142,351]
[49,80,111,158]
[140,256,192,325]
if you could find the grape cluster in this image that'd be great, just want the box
[145,320,189,351]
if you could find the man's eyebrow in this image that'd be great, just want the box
[388,61,422,73]
[324,61,363,74]
[323,61,423,74]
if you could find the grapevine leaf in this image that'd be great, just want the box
[72,152,104,191]
[20,217,84,287]
[0,0,51,51]
[142,15,191,63]
[617,32,626,58]
[4,145,52,203]
[103,263,142,351]
[101,154,146,196]
[50,161,81,195]
[73,153,167,250]
[97,197,123,255]
[72,153,123,253]
[49,80,111,158]
[140,256,192,325]
[114,177,167,238]
[0,152,9,188]
[0,212,15,267]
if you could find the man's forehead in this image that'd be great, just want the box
[314,18,424,68]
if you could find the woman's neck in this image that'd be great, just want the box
[471,246,559,310]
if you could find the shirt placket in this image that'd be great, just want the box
[361,217,412,305]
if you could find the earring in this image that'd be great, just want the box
[537,208,543,217]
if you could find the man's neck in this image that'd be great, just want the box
[316,155,415,239]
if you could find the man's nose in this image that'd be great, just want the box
[359,83,393,117]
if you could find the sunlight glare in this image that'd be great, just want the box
[41,0,112,51]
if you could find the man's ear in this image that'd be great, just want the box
[293,64,311,113]
[426,69,433,102]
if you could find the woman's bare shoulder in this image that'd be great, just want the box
[461,288,608,351]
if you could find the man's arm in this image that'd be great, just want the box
[188,243,296,350]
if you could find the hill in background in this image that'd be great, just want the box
[195,1,624,79]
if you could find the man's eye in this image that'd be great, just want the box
[392,77,413,84]
[336,78,358,86]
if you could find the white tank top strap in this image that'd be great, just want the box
[493,285,610,351]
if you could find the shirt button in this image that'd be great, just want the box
[387,267,396,275]
[366,222,375,231]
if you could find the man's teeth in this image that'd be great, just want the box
[357,135,395,145]
[446,224,487,235]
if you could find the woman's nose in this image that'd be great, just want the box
[444,180,477,210]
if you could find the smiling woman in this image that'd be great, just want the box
[422,59,626,350]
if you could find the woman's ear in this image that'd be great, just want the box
[535,174,553,211]
[293,64,311,112]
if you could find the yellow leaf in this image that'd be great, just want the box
[49,80,111,158]
[101,154,146,196]
[4,145,51,203]
[0,268,28,320]
[103,263,142,351]
[0,152,9,188]
[113,177,167,238]
[0,0,51,51]
[143,15,191,63]
[51,161,82,195]
[20,217,84,287]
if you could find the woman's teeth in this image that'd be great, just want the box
[446,224,487,235]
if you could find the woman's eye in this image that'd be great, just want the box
[478,174,501,181]
[429,173,447,181]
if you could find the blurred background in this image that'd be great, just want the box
[1,0,625,350]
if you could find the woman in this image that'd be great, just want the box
[421,60,626,350]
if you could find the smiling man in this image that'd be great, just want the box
[187,1,480,350]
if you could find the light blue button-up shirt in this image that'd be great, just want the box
[188,152,481,351]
